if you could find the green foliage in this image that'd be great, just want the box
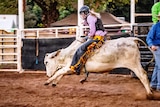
[136,0,153,13]
[84,0,130,12]
[58,6,75,20]
[107,0,153,22]
[57,0,76,20]
[106,0,130,21]
[24,0,42,28]
[32,4,42,27]
[0,0,154,27]
[106,0,130,12]
[135,0,153,22]
[84,0,107,12]
[24,5,38,28]
[0,0,18,14]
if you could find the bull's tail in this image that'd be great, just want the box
[132,37,154,71]
[134,37,154,62]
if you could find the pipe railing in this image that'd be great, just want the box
[22,24,131,39]
[0,23,131,72]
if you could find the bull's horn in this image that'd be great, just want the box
[48,50,61,58]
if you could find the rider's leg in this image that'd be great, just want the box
[70,39,96,75]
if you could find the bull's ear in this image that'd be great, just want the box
[48,51,58,58]
[48,52,56,58]
[48,50,61,58]
[55,49,61,57]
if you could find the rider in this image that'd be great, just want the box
[70,5,107,75]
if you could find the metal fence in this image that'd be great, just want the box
[0,23,131,72]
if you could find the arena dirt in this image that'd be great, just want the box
[0,71,160,107]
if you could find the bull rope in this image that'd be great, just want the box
[135,37,154,63]
[133,37,155,72]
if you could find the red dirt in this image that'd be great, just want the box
[0,71,160,107]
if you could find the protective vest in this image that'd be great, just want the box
[85,16,105,32]
[95,18,105,31]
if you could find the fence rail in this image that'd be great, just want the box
[0,23,131,72]
[22,23,131,39]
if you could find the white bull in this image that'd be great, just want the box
[44,37,153,98]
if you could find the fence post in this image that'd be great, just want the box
[17,29,22,72]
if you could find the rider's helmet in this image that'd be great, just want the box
[79,5,90,15]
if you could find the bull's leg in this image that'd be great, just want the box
[44,67,71,86]
[80,71,89,84]
[51,75,63,86]
[128,64,153,98]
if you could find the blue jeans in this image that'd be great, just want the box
[150,46,160,90]
[70,39,98,73]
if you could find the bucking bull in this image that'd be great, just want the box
[44,37,154,98]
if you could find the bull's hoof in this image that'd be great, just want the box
[80,79,87,84]
[146,94,154,100]
[147,91,160,100]
[52,84,56,87]
[44,82,49,86]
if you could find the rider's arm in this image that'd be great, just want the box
[87,15,97,37]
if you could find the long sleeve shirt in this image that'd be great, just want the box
[152,2,160,24]
[84,14,107,37]
[146,22,160,47]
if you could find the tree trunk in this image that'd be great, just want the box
[33,0,59,27]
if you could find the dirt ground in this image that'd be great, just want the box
[0,71,160,107]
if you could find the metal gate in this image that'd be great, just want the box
[0,30,21,71]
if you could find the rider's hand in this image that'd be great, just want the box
[151,45,158,51]
[88,36,93,39]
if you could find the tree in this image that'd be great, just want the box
[0,0,18,14]
[25,0,42,28]
[135,0,153,22]
[0,0,153,27]
[32,0,131,27]
[24,5,38,28]
[85,0,131,12]
[32,0,75,27]
[106,0,153,22]
[107,1,130,21]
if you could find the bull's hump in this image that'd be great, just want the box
[117,42,135,48]
[108,37,137,48]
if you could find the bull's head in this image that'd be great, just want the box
[44,50,61,77]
